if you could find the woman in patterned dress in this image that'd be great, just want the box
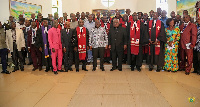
[164,18,180,72]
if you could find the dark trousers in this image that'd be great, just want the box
[0,48,8,71]
[30,44,42,69]
[75,51,87,70]
[131,54,142,68]
[64,50,73,70]
[148,46,162,70]
[22,43,32,64]
[193,50,200,72]
[180,49,193,73]
[12,42,24,70]
[45,57,52,70]
[111,50,123,70]
[92,47,105,69]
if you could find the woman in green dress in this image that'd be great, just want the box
[164,18,180,72]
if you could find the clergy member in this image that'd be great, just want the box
[127,12,148,71]
[72,19,89,72]
[37,18,52,72]
[148,12,167,72]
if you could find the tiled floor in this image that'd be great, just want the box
[0,64,200,107]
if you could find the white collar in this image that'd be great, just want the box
[184,21,190,26]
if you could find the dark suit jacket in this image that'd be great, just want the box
[27,29,41,48]
[72,27,89,48]
[179,22,197,49]
[61,28,73,51]
[108,26,127,51]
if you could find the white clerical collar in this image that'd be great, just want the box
[134,21,137,27]
[79,27,83,32]
[184,21,190,26]
[32,27,37,31]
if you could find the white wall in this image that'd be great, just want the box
[0,0,52,23]
[0,0,177,23]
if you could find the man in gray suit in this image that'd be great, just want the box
[108,19,127,71]
[61,21,74,72]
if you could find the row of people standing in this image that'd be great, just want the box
[0,8,199,75]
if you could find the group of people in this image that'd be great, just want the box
[0,8,199,75]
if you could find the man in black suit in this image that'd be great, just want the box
[37,18,52,72]
[108,19,127,71]
[61,21,74,72]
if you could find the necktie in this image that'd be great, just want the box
[32,30,35,44]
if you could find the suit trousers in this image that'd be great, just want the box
[92,47,105,69]
[0,48,8,71]
[111,50,123,70]
[75,51,87,70]
[180,49,193,73]
[30,44,42,69]
[64,50,73,70]
[193,50,200,72]
[51,48,63,71]
[12,42,24,70]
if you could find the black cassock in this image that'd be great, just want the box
[127,21,148,68]
[148,21,167,69]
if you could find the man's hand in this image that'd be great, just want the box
[52,48,55,53]
[109,45,111,49]
[87,46,90,50]
[90,46,92,50]
[21,47,25,51]
[189,45,193,49]
[124,45,127,50]
[39,47,42,52]
[105,45,108,49]
[28,48,31,52]
[168,41,173,47]
[63,48,66,53]
[22,27,25,30]
[7,49,10,53]
[149,39,153,44]
[74,47,77,52]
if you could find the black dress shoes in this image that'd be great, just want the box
[156,69,160,72]
[83,69,88,71]
[21,68,24,71]
[185,72,190,75]
[191,71,197,73]
[92,68,96,71]
[137,67,141,72]
[76,69,79,72]
[1,70,11,74]
[149,68,153,71]
[118,69,122,71]
[68,68,73,71]
[110,68,116,71]
[101,68,105,71]
[58,70,64,72]
[54,71,58,75]
[32,68,37,71]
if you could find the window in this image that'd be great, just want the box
[52,0,62,17]
[156,0,168,15]
[101,0,115,8]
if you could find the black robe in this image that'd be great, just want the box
[148,21,167,67]
[127,21,149,65]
